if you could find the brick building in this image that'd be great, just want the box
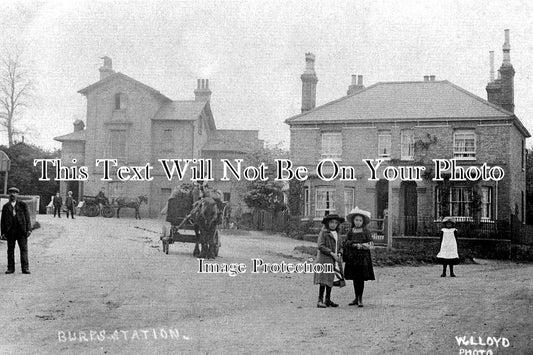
[285,30,530,234]
[55,57,262,217]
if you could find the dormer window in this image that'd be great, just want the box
[114,93,127,110]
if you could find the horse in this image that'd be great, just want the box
[116,195,148,219]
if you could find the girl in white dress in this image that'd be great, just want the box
[437,217,459,277]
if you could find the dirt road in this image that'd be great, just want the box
[0,215,531,354]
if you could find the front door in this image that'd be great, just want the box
[402,181,418,235]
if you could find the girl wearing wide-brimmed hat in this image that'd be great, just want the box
[437,217,459,277]
[343,207,375,307]
[314,214,345,308]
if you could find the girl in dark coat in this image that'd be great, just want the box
[437,217,459,277]
[314,214,345,308]
[343,207,375,307]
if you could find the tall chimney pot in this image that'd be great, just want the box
[194,78,212,101]
[98,56,114,80]
[502,29,511,65]
[489,51,495,82]
[301,53,318,112]
[347,74,365,95]
[499,29,515,112]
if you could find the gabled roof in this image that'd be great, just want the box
[54,130,86,142]
[286,80,518,123]
[78,72,171,101]
[152,100,216,130]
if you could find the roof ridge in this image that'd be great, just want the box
[285,82,383,123]
[375,80,447,84]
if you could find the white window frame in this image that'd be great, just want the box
[114,93,127,110]
[481,186,493,220]
[344,188,355,216]
[315,186,336,217]
[303,187,310,217]
[436,186,473,219]
[378,131,392,159]
[453,130,476,160]
[400,129,414,160]
[321,132,342,161]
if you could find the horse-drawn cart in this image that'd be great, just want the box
[79,195,115,218]
[79,195,148,219]
[161,188,221,258]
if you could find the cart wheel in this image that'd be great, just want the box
[213,230,220,257]
[86,204,100,217]
[101,206,115,218]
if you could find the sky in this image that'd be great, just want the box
[1,0,533,151]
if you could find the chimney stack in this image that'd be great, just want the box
[499,29,515,112]
[73,120,85,132]
[489,51,495,82]
[301,53,318,113]
[99,56,115,80]
[347,74,365,95]
[486,50,501,105]
[194,79,212,101]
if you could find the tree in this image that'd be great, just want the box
[0,142,59,213]
[0,51,34,147]
[235,145,289,212]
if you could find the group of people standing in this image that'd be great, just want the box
[313,207,460,308]
[51,191,76,219]
[314,207,375,308]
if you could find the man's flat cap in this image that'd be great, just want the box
[7,187,20,193]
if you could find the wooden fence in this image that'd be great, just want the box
[250,209,289,233]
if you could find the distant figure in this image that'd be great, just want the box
[65,191,76,219]
[437,217,459,277]
[96,187,108,206]
[1,187,32,274]
[53,192,62,218]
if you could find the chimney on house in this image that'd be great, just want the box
[499,29,515,112]
[347,75,365,95]
[99,56,115,80]
[73,120,85,132]
[486,51,501,106]
[194,79,212,101]
[423,75,436,81]
[301,53,318,113]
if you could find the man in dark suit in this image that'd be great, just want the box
[1,187,32,274]
[53,192,62,218]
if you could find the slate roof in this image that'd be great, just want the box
[152,100,215,130]
[54,130,86,142]
[153,101,207,121]
[286,80,517,124]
